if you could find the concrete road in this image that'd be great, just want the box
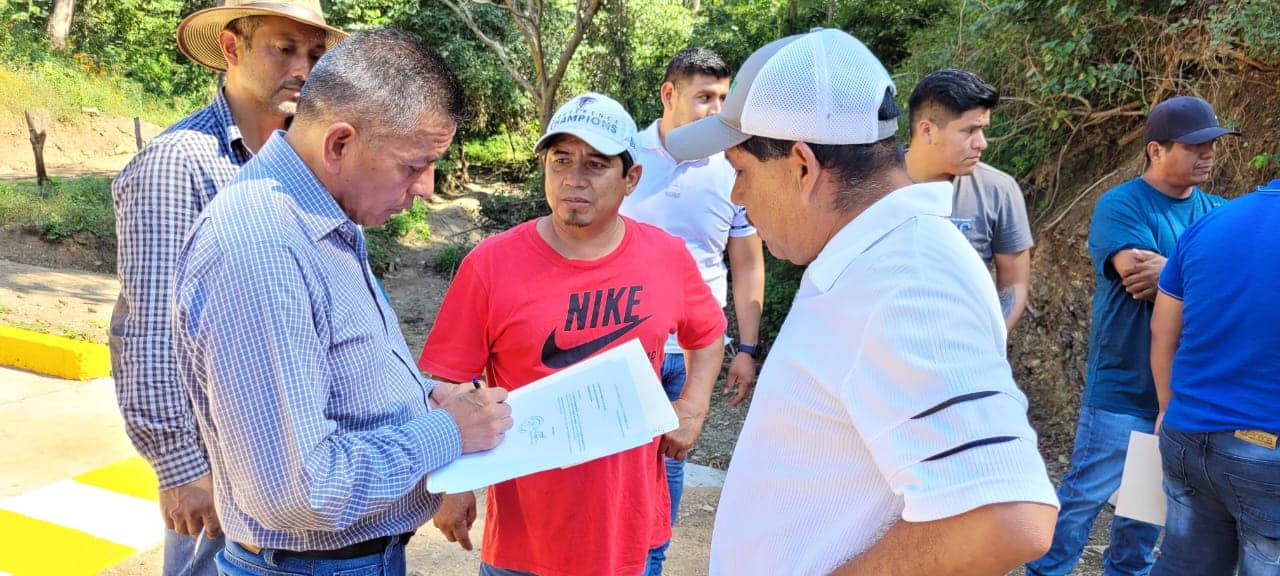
[0,367,724,576]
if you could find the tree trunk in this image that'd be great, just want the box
[46,0,75,51]
[24,110,49,186]
[459,139,470,184]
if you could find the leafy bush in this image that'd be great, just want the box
[364,197,431,275]
[759,253,803,345]
[0,177,115,242]
[477,176,550,233]
[432,241,474,278]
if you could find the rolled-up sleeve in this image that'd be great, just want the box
[109,142,210,489]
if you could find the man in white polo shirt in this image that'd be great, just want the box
[666,28,1059,575]
[618,47,765,574]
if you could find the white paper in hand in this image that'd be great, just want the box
[426,339,676,494]
[1114,431,1167,526]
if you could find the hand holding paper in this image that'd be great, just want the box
[426,339,678,494]
[438,385,513,453]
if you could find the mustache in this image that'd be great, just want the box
[281,80,305,91]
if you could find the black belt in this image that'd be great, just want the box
[276,532,413,560]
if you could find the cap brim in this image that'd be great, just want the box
[176,7,347,72]
[666,115,750,162]
[535,129,628,157]
[1175,126,1241,145]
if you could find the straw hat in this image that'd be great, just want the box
[177,0,347,72]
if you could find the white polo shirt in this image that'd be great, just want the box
[621,121,755,354]
[709,182,1057,575]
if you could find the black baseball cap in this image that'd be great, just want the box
[1145,96,1241,145]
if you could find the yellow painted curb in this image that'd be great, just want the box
[0,326,111,380]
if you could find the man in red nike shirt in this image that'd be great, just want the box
[418,92,726,576]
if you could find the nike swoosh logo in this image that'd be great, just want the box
[541,315,653,369]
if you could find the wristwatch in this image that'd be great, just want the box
[736,342,761,359]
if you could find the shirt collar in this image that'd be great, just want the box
[255,130,352,243]
[637,120,709,167]
[807,181,953,293]
[211,88,249,157]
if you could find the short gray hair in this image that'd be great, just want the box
[296,28,467,138]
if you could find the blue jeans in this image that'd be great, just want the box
[1027,405,1162,576]
[216,539,407,576]
[482,558,657,576]
[1152,426,1280,576]
[164,529,221,576]
[644,353,687,575]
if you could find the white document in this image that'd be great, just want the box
[1115,431,1167,526]
[426,339,677,494]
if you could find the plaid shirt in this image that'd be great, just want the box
[109,90,252,489]
[171,132,462,550]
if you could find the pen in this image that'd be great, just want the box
[472,377,481,390]
[193,527,205,557]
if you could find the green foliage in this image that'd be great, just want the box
[897,0,1280,216]
[477,176,551,233]
[583,0,698,123]
[364,197,431,275]
[759,253,803,345]
[432,241,475,278]
[70,0,211,103]
[1,0,211,112]
[0,33,191,124]
[1249,151,1280,180]
[463,130,537,169]
[0,177,115,242]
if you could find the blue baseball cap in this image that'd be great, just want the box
[1145,96,1240,145]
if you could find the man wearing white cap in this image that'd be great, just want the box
[420,92,726,576]
[109,2,343,575]
[666,29,1058,575]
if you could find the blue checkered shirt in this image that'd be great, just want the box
[171,132,463,550]
[110,90,251,489]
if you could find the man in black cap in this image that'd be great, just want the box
[1027,95,1239,576]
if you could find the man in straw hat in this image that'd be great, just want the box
[665,28,1058,575]
[171,28,512,575]
[109,2,344,574]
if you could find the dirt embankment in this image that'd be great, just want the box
[0,111,163,181]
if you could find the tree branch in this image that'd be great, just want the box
[439,0,535,96]
[546,0,603,105]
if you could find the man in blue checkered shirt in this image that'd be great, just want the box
[170,29,513,576]
[109,2,345,574]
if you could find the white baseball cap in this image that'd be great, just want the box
[666,28,898,161]
[535,92,637,160]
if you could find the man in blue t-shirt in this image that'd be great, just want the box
[1148,179,1280,576]
[1027,95,1238,576]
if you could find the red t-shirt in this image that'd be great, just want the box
[419,217,726,576]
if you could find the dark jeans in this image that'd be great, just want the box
[1152,426,1280,576]
[216,539,407,576]
[1027,405,1162,576]
[645,352,688,575]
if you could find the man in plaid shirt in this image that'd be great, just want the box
[108,2,344,574]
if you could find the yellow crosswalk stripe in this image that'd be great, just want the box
[73,457,159,503]
[0,456,164,575]
[0,509,135,576]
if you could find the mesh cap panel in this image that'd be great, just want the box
[739,29,896,145]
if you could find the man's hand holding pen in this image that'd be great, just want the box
[438,376,513,453]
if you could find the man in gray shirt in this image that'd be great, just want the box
[905,69,1034,330]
